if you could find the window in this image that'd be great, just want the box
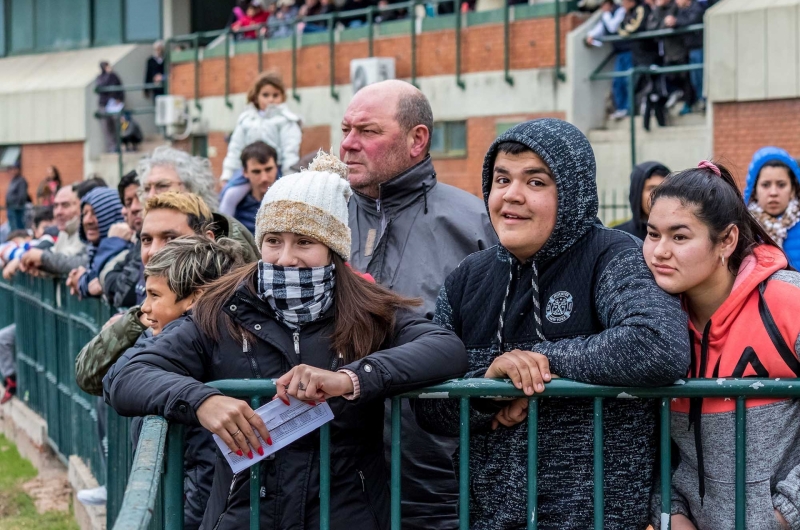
[125,0,161,42]
[94,0,123,46]
[496,121,523,137]
[0,146,21,169]
[430,121,467,158]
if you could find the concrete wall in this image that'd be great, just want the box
[566,9,613,134]
[163,0,192,39]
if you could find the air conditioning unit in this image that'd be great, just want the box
[155,95,187,127]
[350,58,396,93]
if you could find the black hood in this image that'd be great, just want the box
[481,118,598,263]
[623,161,670,239]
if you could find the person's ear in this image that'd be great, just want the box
[408,125,430,159]
[206,229,216,241]
[720,224,739,261]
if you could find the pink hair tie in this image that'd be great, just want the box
[697,160,721,177]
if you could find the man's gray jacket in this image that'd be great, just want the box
[349,155,496,529]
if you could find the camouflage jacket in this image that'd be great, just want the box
[75,306,147,396]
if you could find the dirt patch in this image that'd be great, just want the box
[22,475,72,514]
[0,489,22,517]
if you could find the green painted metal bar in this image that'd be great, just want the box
[292,24,301,102]
[164,424,185,530]
[735,397,746,530]
[391,397,402,530]
[410,1,418,87]
[628,70,636,169]
[225,31,233,108]
[458,397,469,530]
[593,398,603,529]
[193,34,201,111]
[554,0,565,82]
[598,23,703,44]
[95,82,165,93]
[591,62,703,81]
[329,14,340,101]
[504,3,514,86]
[258,26,264,73]
[588,50,616,81]
[320,422,331,530]
[455,0,465,90]
[660,398,672,530]
[111,417,167,530]
[164,38,172,95]
[250,397,261,530]
[526,397,538,530]
[368,7,375,58]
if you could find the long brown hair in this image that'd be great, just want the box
[192,254,420,363]
[246,72,286,107]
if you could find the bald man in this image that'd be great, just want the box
[342,80,496,529]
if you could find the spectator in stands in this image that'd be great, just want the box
[640,0,672,130]
[19,185,86,276]
[232,0,270,38]
[104,159,467,530]
[342,79,496,529]
[75,176,108,199]
[744,147,800,269]
[644,161,800,530]
[144,40,165,101]
[221,72,302,181]
[338,0,374,27]
[664,0,704,114]
[65,187,127,299]
[584,0,626,47]
[96,61,125,153]
[297,0,332,32]
[267,0,299,38]
[119,112,143,152]
[78,235,242,528]
[5,162,29,231]
[218,142,279,234]
[36,166,62,207]
[137,146,260,261]
[415,119,690,530]
[104,171,145,309]
[611,0,651,120]
[617,161,670,240]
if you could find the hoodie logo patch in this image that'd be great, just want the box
[545,291,573,324]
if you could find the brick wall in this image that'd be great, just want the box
[713,98,800,187]
[0,141,84,223]
[433,111,565,196]
[169,14,583,99]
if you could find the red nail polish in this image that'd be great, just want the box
[236,450,243,457]
[257,447,264,456]
[282,398,290,405]
[248,451,253,459]
[266,437,273,446]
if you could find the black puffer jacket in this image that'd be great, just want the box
[616,161,670,241]
[104,274,468,530]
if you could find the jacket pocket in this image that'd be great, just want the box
[211,472,239,530]
[356,469,384,530]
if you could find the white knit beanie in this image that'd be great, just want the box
[254,152,352,260]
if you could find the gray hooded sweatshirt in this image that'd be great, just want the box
[416,119,690,530]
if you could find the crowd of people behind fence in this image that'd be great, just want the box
[3,69,800,530]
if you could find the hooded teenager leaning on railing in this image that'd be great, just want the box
[645,161,800,530]
[104,152,467,530]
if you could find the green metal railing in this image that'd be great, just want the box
[113,377,800,530]
[589,24,704,170]
[0,276,137,529]
[165,0,573,111]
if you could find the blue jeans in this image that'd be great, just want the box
[8,207,25,231]
[613,51,633,112]
[689,48,703,101]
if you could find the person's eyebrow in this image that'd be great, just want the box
[157,230,182,238]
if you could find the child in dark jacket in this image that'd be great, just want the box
[415,119,690,530]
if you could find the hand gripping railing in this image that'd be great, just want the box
[112,376,800,530]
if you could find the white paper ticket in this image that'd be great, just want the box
[213,395,334,474]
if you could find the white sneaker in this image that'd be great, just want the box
[611,109,628,120]
[666,90,683,109]
[77,485,107,506]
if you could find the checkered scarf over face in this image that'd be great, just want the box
[256,261,336,329]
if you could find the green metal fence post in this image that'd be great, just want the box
[292,24,301,102]
[194,34,202,111]
[527,397,539,530]
[258,25,264,73]
[320,422,331,530]
[554,0,565,82]
[735,397,746,530]
[458,397,470,530]
[504,2,514,86]
[628,69,636,169]
[164,38,171,95]
[391,397,402,530]
[410,1,418,87]
[329,14,340,101]
[164,424,185,530]
[250,397,261,530]
[593,398,604,529]
[225,31,233,109]
[660,398,672,530]
[368,7,375,58]
[455,0,465,90]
